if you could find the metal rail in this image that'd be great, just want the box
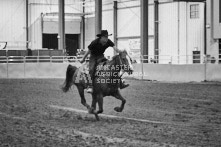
[0,56,80,63]
[0,54,217,64]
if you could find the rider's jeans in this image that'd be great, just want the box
[88,54,105,87]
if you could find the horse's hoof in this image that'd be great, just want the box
[95,113,100,121]
[114,107,122,112]
[88,108,94,114]
[97,110,103,114]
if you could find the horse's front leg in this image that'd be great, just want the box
[97,95,103,114]
[88,93,103,121]
[86,93,99,120]
[88,93,97,114]
[113,90,126,112]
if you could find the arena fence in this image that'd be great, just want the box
[0,56,221,82]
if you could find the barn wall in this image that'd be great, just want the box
[0,0,83,50]
[159,2,178,64]
[102,9,114,58]
[178,2,188,64]
[206,0,220,63]
[213,0,221,39]
[29,16,42,49]
[117,7,140,38]
[85,17,95,50]
[0,0,206,64]
[0,0,26,49]
[29,0,82,50]
[186,2,205,64]
[43,20,81,34]
[158,2,205,64]
[84,1,205,63]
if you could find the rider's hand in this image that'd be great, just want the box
[80,59,85,64]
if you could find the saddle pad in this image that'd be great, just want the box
[79,62,89,74]
[78,58,108,75]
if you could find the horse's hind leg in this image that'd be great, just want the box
[113,90,126,112]
[76,86,90,110]
[89,93,97,113]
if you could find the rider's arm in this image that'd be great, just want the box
[80,50,91,63]
[113,46,121,53]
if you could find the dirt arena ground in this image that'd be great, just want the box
[0,79,221,147]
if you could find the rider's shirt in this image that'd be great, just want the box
[88,38,114,56]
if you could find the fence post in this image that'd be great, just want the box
[204,54,207,81]
[6,56,8,78]
[24,56,26,78]
[141,55,144,80]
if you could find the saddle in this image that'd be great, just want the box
[95,57,108,76]
[79,62,89,74]
[96,57,108,68]
[79,57,108,75]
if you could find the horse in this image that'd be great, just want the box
[62,50,133,120]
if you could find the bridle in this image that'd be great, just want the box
[112,52,133,78]
[117,52,132,69]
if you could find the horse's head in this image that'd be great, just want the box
[118,50,133,75]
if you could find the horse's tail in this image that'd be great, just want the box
[62,64,77,93]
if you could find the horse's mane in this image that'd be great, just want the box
[111,50,128,60]
[111,54,119,61]
[111,50,132,63]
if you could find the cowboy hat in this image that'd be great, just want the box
[96,30,112,37]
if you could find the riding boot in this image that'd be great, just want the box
[119,78,129,89]
[86,73,93,94]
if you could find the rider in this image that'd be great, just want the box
[80,30,129,93]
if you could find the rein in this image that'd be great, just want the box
[118,54,123,66]
[117,55,124,78]
[114,54,124,78]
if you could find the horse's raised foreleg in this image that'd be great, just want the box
[113,90,126,112]
[76,85,90,110]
